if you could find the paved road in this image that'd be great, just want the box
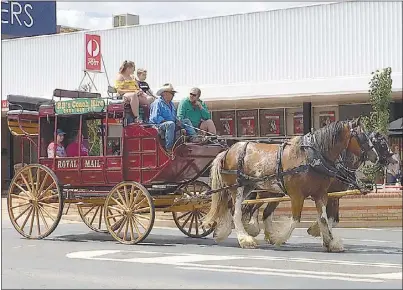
[2,217,402,289]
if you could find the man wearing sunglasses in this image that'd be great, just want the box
[177,87,217,135]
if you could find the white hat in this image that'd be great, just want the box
[156,83,177,96]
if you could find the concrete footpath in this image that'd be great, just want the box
[2,190,402,229]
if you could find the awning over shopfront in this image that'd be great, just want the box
[389,117,402,137]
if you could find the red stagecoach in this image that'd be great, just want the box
[6,89,225,244]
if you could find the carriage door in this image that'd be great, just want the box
[105,118,123,184]
[80,116,106,185]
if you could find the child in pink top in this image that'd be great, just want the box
[66,134,89,157]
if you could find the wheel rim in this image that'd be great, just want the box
[77,203,108,233]
[7,164,63,239]
[105,182,155,245]
[172,181,214,238]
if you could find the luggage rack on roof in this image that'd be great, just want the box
[53,88,102,100]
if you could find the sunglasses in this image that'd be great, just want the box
[190,93,197,97]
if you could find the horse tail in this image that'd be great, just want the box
[202,150,229,228]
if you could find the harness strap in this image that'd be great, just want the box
[236,142,250,186]
[276,142,287,194]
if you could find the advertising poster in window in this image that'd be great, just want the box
[293,112,304,135]
[319,111,335,128]
[213,111,236,137]
[236,110,258,137]
[260,112,281,136]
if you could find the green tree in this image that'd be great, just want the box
[361,67,393,187]
[78,83,101,156]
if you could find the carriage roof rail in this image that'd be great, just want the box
[53,89,101,100]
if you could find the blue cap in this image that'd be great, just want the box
[56,129,66,135]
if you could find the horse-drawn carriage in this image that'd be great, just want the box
[6,88,400,251]
[6,88,225,245]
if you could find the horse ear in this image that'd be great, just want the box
[350,116,362,128]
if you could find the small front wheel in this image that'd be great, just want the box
[172,180,214,238]
[104,181,155,245]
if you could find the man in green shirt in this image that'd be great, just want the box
[177,87,217,135]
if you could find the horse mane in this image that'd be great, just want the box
[290,121,349,159]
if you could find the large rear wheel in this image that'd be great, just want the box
[7,164,63,239]
[172,180,214,238]
[104,181,155,245]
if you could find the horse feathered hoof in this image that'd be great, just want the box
[307,223,321,237]
[238,235,258,249]
[324,237,345,252]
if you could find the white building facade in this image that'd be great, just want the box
[1,1,402,134]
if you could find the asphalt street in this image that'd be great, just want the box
[2,216,402,289]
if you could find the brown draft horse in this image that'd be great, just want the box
[305,131,401,237]
[202,118,379,252]
[241,131,401,244]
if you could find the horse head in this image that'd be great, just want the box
[345,116,379,164]
[369,131,401,177]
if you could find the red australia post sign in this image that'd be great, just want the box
[84,34,101,72]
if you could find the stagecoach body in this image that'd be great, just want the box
[6,89,225,244]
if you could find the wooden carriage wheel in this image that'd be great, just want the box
[7,164,63,239]
[104,181,155,245]
[172,180,214,238]
[77,203,108,233]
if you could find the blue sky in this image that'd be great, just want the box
[56,1,330,30]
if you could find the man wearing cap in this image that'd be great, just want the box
[177,87,216,135]
[47,129,67,158]
[149,83,199,151]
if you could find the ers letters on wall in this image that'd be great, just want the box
[85,34,101,72]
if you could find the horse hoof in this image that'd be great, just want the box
[238,235,258,249]
[264,232,275,245]
[324,238,344,252]
[307,224,321,237]
[245,224,261,238]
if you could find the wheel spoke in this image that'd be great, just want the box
[111,197,125,209]
[98,206,103,230]
[37,181,56,200]
[20,172,33,195]
[28,206,36,236]
[10,202,30,210]
[108,206,125,214]
[133,197,146,210]
[81,205,96,218]
[38,202,59,210]
[116,217,127,237]
[39,193,58,202]
[89,206,100,226]
[10,193,30,201]
[181,211,193,228]
[194,213,199,236]
[128,217,135,241]
[37,174,49,198]
[14,204,32,221]
[107,212,123,219]
[36,206,41,236]
[20,206,34,230]
[38,207,50,231]
[115,189,127,208]
[188,213,195,234]
[123,217,129,242]
[35,167,41,193]
[131,216,142,237]
[13,183,30,196]
[133,215,148,231]
[39,204,56,222]
[177,211,191,220]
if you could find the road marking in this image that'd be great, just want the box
[66,249,402,283]
[178,265,401,283]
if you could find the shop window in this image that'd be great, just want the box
[285,107,303,136]
[212,110,236,137]
[236,110,258,137]
[259,109,285,137]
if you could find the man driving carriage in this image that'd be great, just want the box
[149,83,201,152]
